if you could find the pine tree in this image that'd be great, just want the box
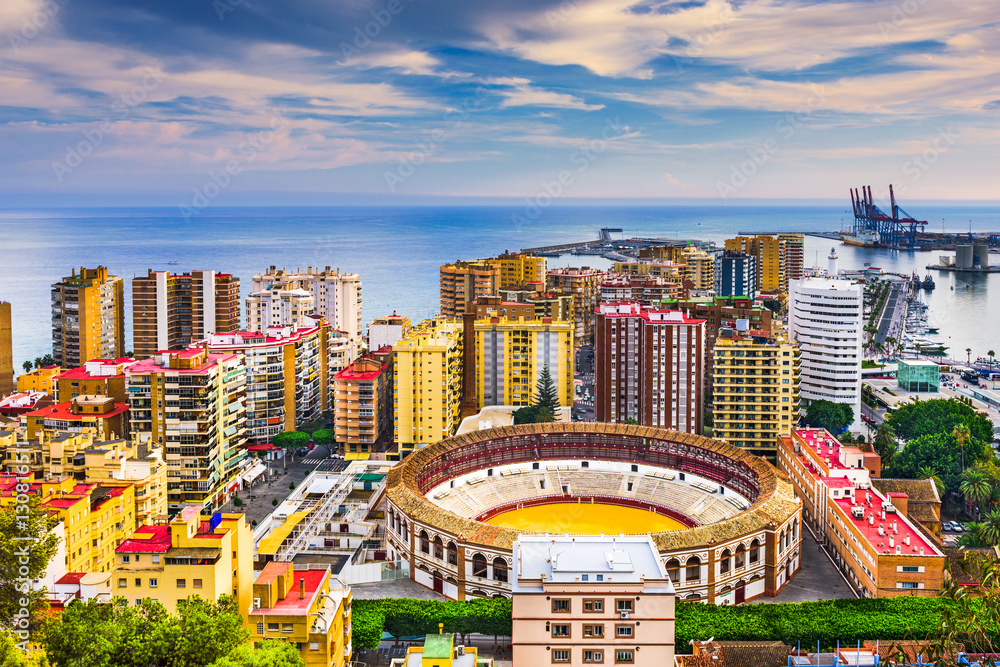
[533,365,560,413]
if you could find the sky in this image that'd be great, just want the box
[1,0,998,205]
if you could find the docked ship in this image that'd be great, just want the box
[921,274,935,289]
[840,229,879,247]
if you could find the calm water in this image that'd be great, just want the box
[1,205,999,365]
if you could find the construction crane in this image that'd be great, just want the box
[849,185,927,248]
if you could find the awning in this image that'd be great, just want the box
[240,461,267,485]
[229,482,239,492]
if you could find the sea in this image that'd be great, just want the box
[2,204,999,366]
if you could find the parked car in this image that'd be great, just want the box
[296,447,309,456]
[943,522,955,532]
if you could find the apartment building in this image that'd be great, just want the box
[126,348,247,511]
[713,331,800,460]
[249,562,353,667]
[726,236,781,293]
[632,246,716,291]
[54,358,134,403]
[393,319,463,456]
[114,507,253,620]
[132,269,240,359]
[367,312,411,351]
[777,234,805,291]
[492,251,547,289]
[24,395,129,440]
[51,266,125,368]
[497,285,575,323]
[600,274,683,304]
[17,366,63,395]
[202,323,351,444]
[439,260,501,318]
[715,252,757,298]
[594,303,705,433]
[778,429,945,597]
[472,315,574,408]
[0,302,12,397]
[512,535,676,667]
[788,277,864,427]
[333,352,393,459]
[546,267,605,341]
[0,472,136,573]
[246,267,363,343]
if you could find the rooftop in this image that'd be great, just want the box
[26,401,129,421]
[251,569,327,616]
[513,534,672,590]
[596,302,706,325]
[116,524,172,553]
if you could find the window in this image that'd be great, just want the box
[193,579,203,589]
[282,623,293,632]
[118,579,127,588]
[686,557,701,581]
[666,558,680,583]
[433,537,444,560]
[152,555,160,564]
[552,649,570,663]
[493,557,508,583]
[616,650,634,663]
[420,531,430,554]
[149,579,157,588]
[749,540,760,564]
[309,642,319,651]
[472,553,488,577]
[134,578,142,587]
[552,599,570,613]
[176,579,186,588]
[616,599,633,613]
[583,599,603,612]
[121,555,130,564]
[899,582,920,589]
[552,624,570,638]
[267,623,280,632]
[584,650,603,663]
[447,542,458,566]
[735,545,746,569]
[583,624,604,638]
[616,624,634,637]
[256,621,264,635]
[720,549,731,574]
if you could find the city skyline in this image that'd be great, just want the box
[1,0,998,205]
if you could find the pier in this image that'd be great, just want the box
[521,228,716,257]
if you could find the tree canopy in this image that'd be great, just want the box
[207,640,304,667]
[271,431,309,450]
[0,495,59,631]
[42,596,251,667]
[512,405,554,425]
[805,400,853,434]
[888,432,993,495]
[887,398,994,443]
[310,429,334,448]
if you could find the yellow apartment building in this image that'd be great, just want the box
[0,301,12,397]
[492,251,547,289]
[473,316,574,408]
[17,366,64,395]
[126,348,247,512]
[777,234,805,292]
[202,323,351,444]
[51,266,125,368]
[713,332,800,460]
[439,260,500,318]
[54,358,135,403]
[725,236,782,293]
[24,396,129,440]
[393,319,463,456]
[249,561,353,667]
[114,507,253,619]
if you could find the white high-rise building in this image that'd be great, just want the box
[787,277,863,430]
[246,266,362,343]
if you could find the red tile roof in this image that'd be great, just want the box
[116,525,171,553]
[56,573,87,585]
[252,570,326,616]
[26,401,129,421]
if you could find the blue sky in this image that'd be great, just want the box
[1,0,997,204]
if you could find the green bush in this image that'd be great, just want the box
[350,597,980,654]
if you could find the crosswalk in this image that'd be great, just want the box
[300,453,328,464]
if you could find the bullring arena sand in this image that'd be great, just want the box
[483,501,685,534]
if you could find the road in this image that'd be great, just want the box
[875,281,907,345]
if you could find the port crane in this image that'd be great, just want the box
[849,185,927,248]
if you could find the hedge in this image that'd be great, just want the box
[352,597,970,653]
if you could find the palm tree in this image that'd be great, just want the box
[960,470,992,519]
[885,336,897,361]
[966,347,973,364]
[33,356,42,369]
[981,509,1000,546]
[954,423,971,472]
[918,465,945,497]
[873,423,897,468]
[958,522,988,548]
[21,360,32,373]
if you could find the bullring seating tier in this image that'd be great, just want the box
[429,461,746,527]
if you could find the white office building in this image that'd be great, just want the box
[787,277,863,430]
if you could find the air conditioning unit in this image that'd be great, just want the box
[253,598,261,609]
[620,611,630,619]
